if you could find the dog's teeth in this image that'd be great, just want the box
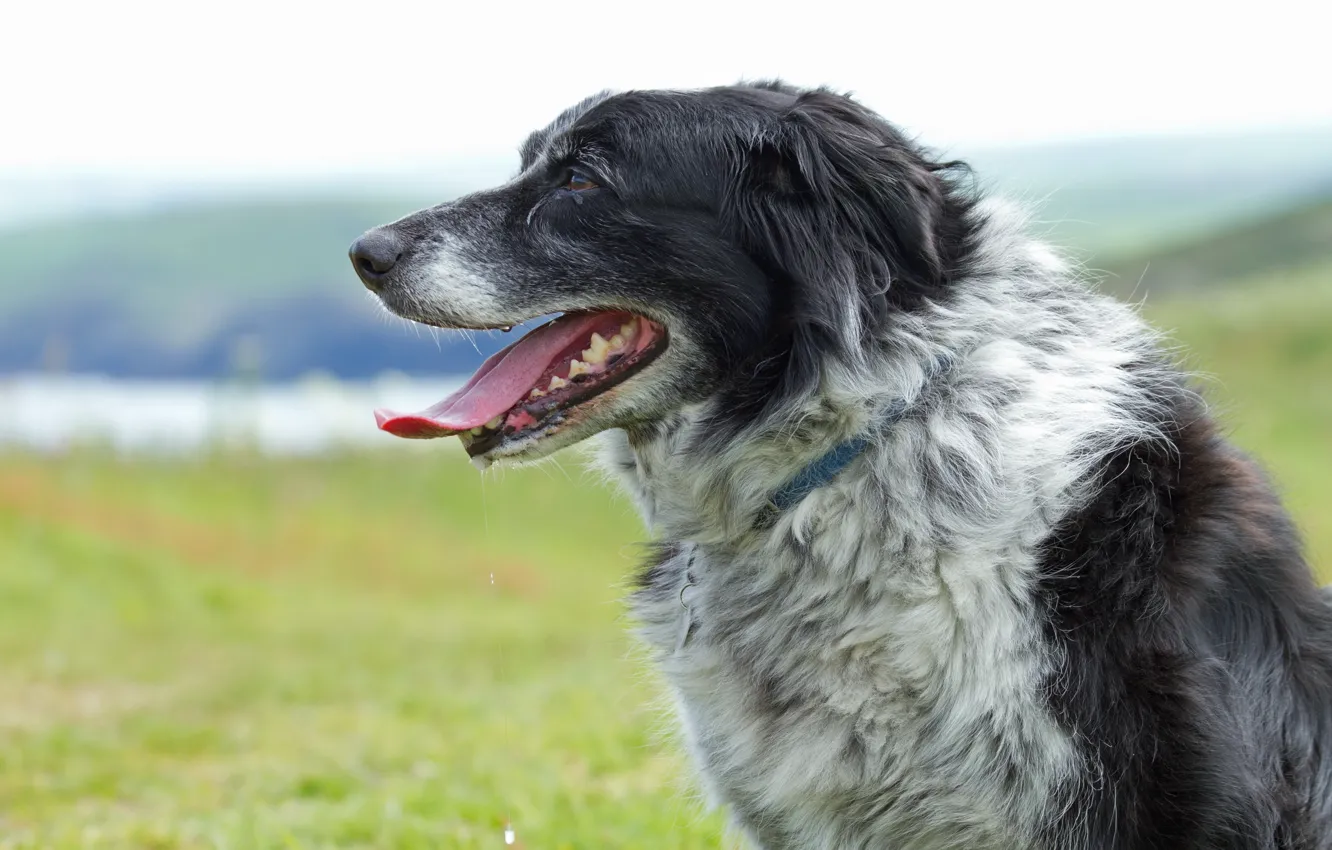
[620,321,637,339]
[485,416,503,430]
[583,333,611,364]
[568,359,590,378]
[469,427,484,436]
[548,375,568,391]
[529,387,546,399]
[608,333,626,351]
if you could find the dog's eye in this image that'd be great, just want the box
[562,169,599,192]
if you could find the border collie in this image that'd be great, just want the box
[349,82,1332,849]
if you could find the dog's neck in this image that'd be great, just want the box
[593,199,1165,557]
[602,351,953,547]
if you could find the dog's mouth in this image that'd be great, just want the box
[374,310,667,455]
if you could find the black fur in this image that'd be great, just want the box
[1036,369,1332,848]
[369,82,979,447]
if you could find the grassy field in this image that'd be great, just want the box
[2,268,1330,848]
[0,448,730,848]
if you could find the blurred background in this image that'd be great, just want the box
[2,1,1329,846]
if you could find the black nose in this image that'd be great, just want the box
[349,229,402,291]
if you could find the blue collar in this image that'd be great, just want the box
[765,354,954,519]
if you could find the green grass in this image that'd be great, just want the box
[0,451,730,848]
[2,268,1330,848]
[1145,262,1332,557]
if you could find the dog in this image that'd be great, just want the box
[349,82,1332,849]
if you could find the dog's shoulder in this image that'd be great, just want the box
[1034,380,1332,847]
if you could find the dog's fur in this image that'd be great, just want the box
[356,82,1332,848]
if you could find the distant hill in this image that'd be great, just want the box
[0,194,524,379]
[969,125,1332,256]
[0,195,425,316]
[2,126,1331,379]
[1096,197,1332,299]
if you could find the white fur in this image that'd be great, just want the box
[410,232,512,327]
[592,200,1173,848]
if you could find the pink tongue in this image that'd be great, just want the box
[374,313,606,439]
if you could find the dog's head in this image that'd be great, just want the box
[352,82,976,466]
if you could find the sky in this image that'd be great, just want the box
[3,0,1330,181]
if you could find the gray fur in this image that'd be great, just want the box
[593,200,1172,848]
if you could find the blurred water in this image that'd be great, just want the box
[0,374,464,455]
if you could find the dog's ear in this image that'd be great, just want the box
[727,90,964,338]
[701,89,972,445]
